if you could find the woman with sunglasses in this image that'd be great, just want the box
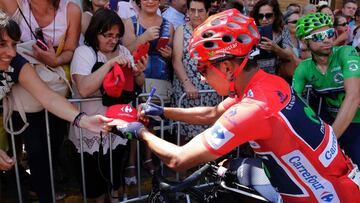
[333,14,351,46]
[252,0,297,79]
[293,12,360,169]
[0,0,81,201]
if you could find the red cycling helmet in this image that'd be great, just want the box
[189,9,260,97]
[189,9,260,63]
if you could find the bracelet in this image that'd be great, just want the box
[72,112,87,128]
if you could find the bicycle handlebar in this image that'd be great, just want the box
[157,163,213,193]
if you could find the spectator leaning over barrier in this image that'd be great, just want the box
[0,0,81,201]
[162,0,187,30]
[293,12,360,168]
[0,9,112,186]
[252,0,297,79]
[69,8,147,203]
[111,9,360,203]
[172,0,222,142]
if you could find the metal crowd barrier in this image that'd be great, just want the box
[6,86,322,203]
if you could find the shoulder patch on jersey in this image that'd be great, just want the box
[247,89,254,97]
[319,128,338,167]
[349,63,359,71]
[282,150,340,203]
[205,123,234,150]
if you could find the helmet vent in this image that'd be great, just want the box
[211,19,222,26]
[237,34,251,44]
[222,35,234,43]
[202,31,215,38]
[227,22,241,28]
[248,25,259,38]
[203,41,217,48]
[232,16,246,23]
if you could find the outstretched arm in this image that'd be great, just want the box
[19,63,112,133]
[140,129,218,172]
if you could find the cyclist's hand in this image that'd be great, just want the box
[114,122,145,140]
[139,103,164,121]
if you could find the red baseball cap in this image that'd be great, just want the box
[103,63,134,98]
[105,104,137,122]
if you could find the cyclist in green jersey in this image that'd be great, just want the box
[293,12,360,167]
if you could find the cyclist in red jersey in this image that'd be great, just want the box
[111,9,360,203]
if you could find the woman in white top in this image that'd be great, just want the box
[0,0,81,201]
[0,10,111,200]
[71,9,147,202]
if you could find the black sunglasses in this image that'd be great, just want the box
[258,13,274,19]
[335,22,348,27]
[287,20,298,24]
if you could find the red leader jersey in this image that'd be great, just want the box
[201,70,360,203]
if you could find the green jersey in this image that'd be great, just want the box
[292,45,360,122]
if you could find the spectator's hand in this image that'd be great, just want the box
[259,37,280,52]
[138,102,164,121]
[78,114,114,134]
[142,26,160,42]
[158,45,172,60]
[108,55,132,68]
[0,150,15,171]
[183,81,199,99]
[133,54,148,74]
[114,122,145,140]
[32,40,59,67]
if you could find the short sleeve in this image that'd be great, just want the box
[292,62,308,95]
[9,53,28,83]
[219,97,242,110]
[202,101,272,156]
[338,46,360,79]
[70,46,97,77]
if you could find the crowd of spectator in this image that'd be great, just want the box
[0,0,359,202]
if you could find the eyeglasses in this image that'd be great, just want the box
[304,28,335,42]
[101,33,121,40]
[287,20,298,24]
[258,13,274,20]
[335,22,348,27]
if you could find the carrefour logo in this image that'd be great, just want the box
[121,105,133,113]
[205,122,234,150]
[319,128,338,167]
[282,150,340,203]
[321,191,334,202]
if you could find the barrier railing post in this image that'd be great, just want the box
[9,118,23,203]
[44,110,56,203]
